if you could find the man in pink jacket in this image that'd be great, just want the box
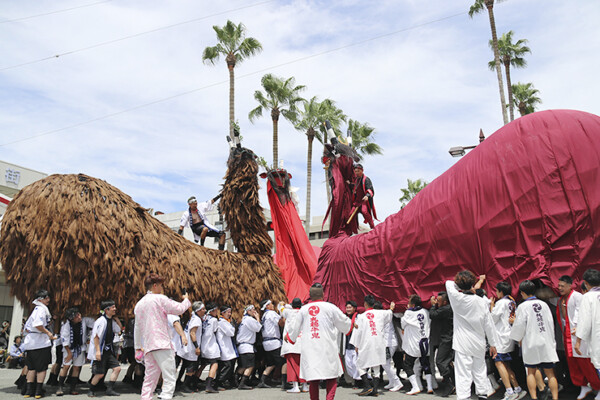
[134,274,191,400]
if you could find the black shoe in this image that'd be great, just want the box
[87,383,97,398]
[106,381,120,397]
[540,386,550,400]
[256,375,271,389]
[238,376,253,390]
[34,383,45,399]
[205,377,219,394]
[23,382,35,398]
[369,378,379,397]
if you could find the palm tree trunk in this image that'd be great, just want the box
[486,1,509,125]
[228,64,235,140]
[504,60,514,121]
[305,131,314,235]
[272,117,279,167]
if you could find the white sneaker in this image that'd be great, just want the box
[383,381,393,390]
[578,386,593,399]
[287,387,301,393]
[515,389,528,400]
[594,390,600,400]
[301,383,309,392]
[501,392,516,400]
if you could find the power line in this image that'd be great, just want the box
[0,10,467,147]
[0,1,276,72]
[0,0,113,24]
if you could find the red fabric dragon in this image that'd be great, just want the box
[315,110,600,310]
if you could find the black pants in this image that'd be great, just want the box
[436,340,453,378]
[404,354,431,376]
[218,359,236,384]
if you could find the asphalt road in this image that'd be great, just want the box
[0,366,581,399]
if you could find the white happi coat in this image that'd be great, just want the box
[281,307,301,356]
[575,287,600,369]
[176,313,202,361]
[350,309,393,370]
[288,301,351,381]
[261,309,283,351]
[510,298,559,365]
[236,315,262,355]
[180,201,218,242]
[446,281,498,358]
[60,317,95,358]
[491,296,516,354]
[401,307,430,358]
[23,303,53,351]
[216,318,237,361]
[87,316,121,360]
[558,290,589,358]
[201,315,220,359]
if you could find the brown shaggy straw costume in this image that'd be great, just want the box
[0,172,285,317]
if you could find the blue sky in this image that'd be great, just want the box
[1,0,599,226]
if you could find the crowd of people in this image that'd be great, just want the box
[10,268,600,400]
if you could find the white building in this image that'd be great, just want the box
[0,160,48,348]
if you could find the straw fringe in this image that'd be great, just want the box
[0,172,285,318]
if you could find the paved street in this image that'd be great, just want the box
[0,366,582,399]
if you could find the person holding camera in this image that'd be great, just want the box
[134,274,191,400]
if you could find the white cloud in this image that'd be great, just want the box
[0,0,598,226]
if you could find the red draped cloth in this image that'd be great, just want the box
[314,110,600,310]
[267,180,318,302]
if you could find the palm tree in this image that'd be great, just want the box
[399,179,428,208]
[248,74,305,167]
[488,31,531,121]
[294,97,346,234]
[469,0,508,125]
[512,82,541,117]
[346,119,383,157]
[202,20,263,140]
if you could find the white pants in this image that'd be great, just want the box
[454,351,491,400]
[142,349,176,400]
[383,346,399,384]
[345,349,361,380]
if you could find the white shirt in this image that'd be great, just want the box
[177,314,203,362]
[288,301,351,381]
[446,280,498,358]
[167,315,182,353]
[180,201,218,241]
[236,315,262,354]
[575,288,600,369]
[350,309,393,369]
[261,309,282,351]
[281,308,301,355]
[86,316,121,360]
[201,315,220,359]
[401,308,430,358]
[491,297,516,354]
[510,298,559,365]
[23,305,53,351]
[217,319,237,361]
